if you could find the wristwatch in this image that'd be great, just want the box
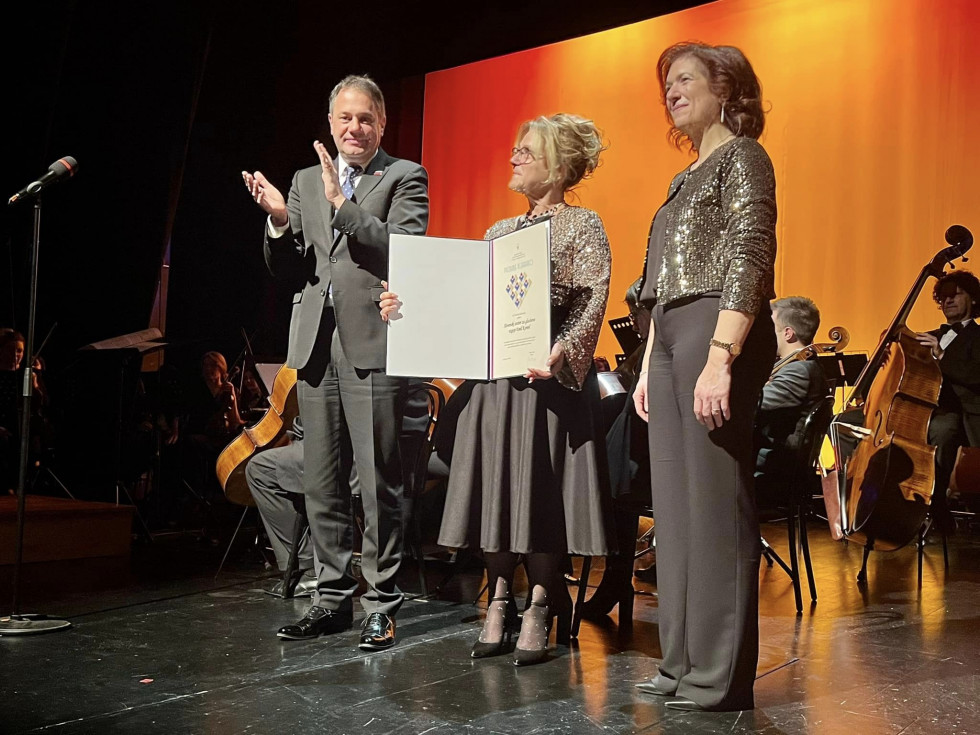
[709,338,742,356]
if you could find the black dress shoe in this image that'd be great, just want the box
[277,606,352,640]
[359,612,396,650]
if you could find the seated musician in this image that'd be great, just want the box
[755,297,830,489]
[245,417,319,597]
[915,270,980,531]
[179,351,245,503]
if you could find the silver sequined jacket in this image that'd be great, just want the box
[486,206,611,391]
[642,137,776,314]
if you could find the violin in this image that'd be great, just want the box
[834,225,973,551]
[215,365,299,506]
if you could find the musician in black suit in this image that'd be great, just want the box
[916,270,980,529]
[755,297,829,482]
[242,74,429,650]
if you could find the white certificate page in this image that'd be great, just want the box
[386,234,491,379]
[489,221,552,379]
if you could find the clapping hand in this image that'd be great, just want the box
[313,140,345,209]
[241,170,287,227]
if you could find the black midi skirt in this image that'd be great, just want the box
[437,370,611,556]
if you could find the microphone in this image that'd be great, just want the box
[8,156,79,206]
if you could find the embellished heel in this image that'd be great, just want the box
[516,592,574,667]
[471,596,519,659]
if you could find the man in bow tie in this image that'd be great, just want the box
[242,75,429,650]
[916,270,980,531]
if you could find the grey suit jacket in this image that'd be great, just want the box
[755,358,829,469]
[263,149,429,370]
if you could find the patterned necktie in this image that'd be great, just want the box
[342,165,362,201]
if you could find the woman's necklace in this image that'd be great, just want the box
[521,201,567,225]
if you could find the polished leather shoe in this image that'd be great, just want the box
[359,612,395,651]
[277,606,352,640]
[635,680,674,697]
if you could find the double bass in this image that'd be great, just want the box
[834,225,973,553]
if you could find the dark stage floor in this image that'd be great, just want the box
[2,520,979,735]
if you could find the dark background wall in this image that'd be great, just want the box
[1,0,706,495]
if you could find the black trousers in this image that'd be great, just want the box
[298,308,408,616]
[646,295,774,710]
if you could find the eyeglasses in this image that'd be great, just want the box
[510,147,538,163]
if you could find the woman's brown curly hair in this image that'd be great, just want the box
[657,42,766,150]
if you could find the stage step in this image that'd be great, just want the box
[0,496,134,564]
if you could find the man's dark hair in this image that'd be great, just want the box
[932,269,980,319]
[772,296,820,344]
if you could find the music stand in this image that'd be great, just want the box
[79,329,166,539]
[816,352,868,393]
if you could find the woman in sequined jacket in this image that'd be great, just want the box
[381,114,612,666]
[632,43,777,711]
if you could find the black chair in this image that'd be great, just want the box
[758,395,835,614]
[400,381,447,598]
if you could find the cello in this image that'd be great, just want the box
[834,225,973,556]
[215,365,299,506]
[768,325,850,379]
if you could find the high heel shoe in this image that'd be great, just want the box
[513,595,571,666]
[471,595,519,658]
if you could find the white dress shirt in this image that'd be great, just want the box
[940,319,975,352]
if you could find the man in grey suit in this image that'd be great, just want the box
[755,296,829,480]
[242,74,429,649]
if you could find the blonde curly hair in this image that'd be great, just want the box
[517,113,606,192]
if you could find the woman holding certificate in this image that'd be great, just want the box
[381,113,611,666]
[632,43,777,711]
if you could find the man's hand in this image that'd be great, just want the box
[379,281,402,322]
[314,140,345,209]
[241,170,288,227]
[915,331,943,360]
[526,343,565,382]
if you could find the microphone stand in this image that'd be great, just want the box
[0,195,71,636]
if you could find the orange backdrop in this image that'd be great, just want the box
[421,0,980,363]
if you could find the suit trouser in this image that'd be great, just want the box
[646,295,773,710]
[298,308,407,616]
[245,438,317,573]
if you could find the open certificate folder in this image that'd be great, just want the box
[386,219,552,380]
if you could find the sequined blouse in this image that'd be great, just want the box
[486,206,611,391]
[639,137,776,314]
